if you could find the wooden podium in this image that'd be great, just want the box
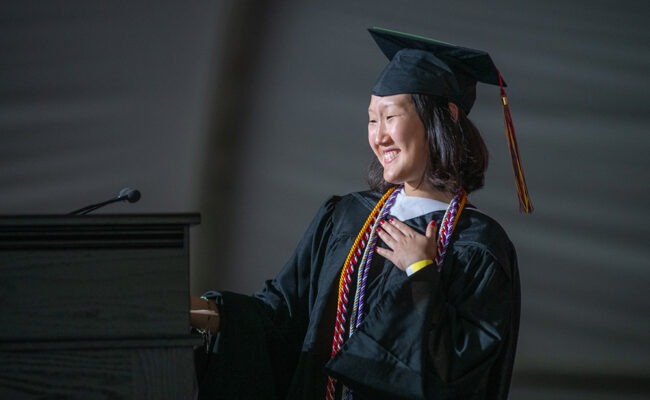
[0,214,201,399]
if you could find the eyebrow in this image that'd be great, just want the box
[369,102,406,112]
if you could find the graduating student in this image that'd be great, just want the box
[191,27,532,400]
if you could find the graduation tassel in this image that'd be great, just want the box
[498,70,533,213]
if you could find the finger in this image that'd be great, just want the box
[426,220,438,240]
[376,227,396,248]
[190,311,220,333]
[387,218,414,236]
[375,245,395,263]
[379,219,405,238]
[190,296,204,310]
[190,311,212,329]
[191,296,217,312]
[190,309,219,316]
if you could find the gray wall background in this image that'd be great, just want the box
[1,1,648,398]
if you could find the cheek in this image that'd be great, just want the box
[407,122,427,157]
[416,147,429,169]
[413,137,429,166]
[367,129,379,153]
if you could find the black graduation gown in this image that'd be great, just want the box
[196,191,520,400]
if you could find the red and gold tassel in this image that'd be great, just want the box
[498,70,533,214]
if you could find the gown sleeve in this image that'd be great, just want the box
[196,196,340,400]
[324,241,519,400]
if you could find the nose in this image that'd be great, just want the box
[374,121,391,145]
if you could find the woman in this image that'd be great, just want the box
[191,27,529,400]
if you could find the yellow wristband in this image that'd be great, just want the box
[406,259,434,276]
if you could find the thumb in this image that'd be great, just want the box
[426,220,438,240]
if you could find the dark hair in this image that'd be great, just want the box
[367,93,488,194]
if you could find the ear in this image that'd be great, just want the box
[447,102,459,122]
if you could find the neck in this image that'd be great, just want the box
[403,182,455,203]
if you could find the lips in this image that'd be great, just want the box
[383,149,400,164]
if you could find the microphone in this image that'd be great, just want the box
[118,187,141,203]
[68,187,142,215]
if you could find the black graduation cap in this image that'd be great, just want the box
[369,27,504,114]
[369,27,533,213]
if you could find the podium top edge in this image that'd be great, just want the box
[0,213,201,226]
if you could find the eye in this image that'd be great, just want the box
[386,115,396,120]
[368,119,377,124]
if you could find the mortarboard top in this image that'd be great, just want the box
[369,27,505,114]
[368,27,533,213]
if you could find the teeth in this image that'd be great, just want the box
[384,150,398,163]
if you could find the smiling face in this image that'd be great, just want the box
[368,94,429,193]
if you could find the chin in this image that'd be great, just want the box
[382,173,403,185]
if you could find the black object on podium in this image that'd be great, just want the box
[0,214,201,399]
